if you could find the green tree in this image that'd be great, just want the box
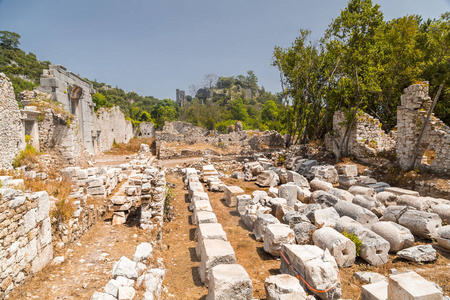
[230,98,249,121]
[0,31,21,49]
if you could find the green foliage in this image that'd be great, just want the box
[230,98,249,121]
[0,31,21,49]
[273,1,450,149]
[342,229,362,256]
[92,92,112,111]
[150,99,179,128]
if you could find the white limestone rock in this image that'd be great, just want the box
[265,274,306,300]
[133,242,153,262]
[397,245,437,263]
[112,256,138,280]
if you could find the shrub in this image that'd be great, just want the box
[12,137,40,168]
[342,229,362,256]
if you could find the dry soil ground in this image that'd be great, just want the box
[9,154,450,300]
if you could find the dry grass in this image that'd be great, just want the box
[105,137,155,155]
[22,177,72,201]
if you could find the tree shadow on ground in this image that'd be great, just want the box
[185,193,189,203]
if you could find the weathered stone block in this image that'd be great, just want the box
[199,239,236,285]
[206,264,253,300]
[263,224,295,257]
[280,244,341,300]
[265,274,306,300]
[388,271,442,300]
[224,186,245,207]
[253,214,280,242]
[361,280,388,300]
[196,223,227,258]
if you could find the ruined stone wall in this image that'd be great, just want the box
[92,106,134,153]
[0,74,25,169]
[326,110,396,158]
[397,83,450,173]
[0,189,53,298]
[38,65,96,153]
[38,108,86,166]
[139,122,155,138]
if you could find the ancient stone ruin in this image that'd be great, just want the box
[0,75,449,300]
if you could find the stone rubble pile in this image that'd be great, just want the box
[210,153,449,299]
[90,242,166,300]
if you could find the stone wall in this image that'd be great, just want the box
[326,110,396,158]
[139,122,155,138]
[0,189,53,298]
[0,74,25,169]
[397,83,450,173]
[92,107,134,153]
[38,107,86,166]
[38,65,96,153]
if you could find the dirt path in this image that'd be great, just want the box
[209,178,280,299]
[160,174,208,299]
[160,172,281,299]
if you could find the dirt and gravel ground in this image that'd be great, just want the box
[9,153,450,299]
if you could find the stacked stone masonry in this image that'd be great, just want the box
[0,189,53,298]
[0,73,25,169]
[397,82,450,174]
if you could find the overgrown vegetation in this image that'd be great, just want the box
[52,198,76,222]
[12,135,40,168]
[273,1,449,153]
[342,229,362,256]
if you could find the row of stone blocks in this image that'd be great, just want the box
[185,168,254,299]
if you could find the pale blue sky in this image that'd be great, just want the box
[0,0,449,100]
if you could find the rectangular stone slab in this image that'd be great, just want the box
[207,264,253,300]
[224,186,245,207]
[196,223,227,258]
[361,280,388,300]
[388,271,443,300]
[199,239,236,286]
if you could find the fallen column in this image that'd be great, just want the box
[436,225,450,250]
[370,221,414,252]
[336,216,389,266]
[312,227,356,268]
[334,200,379,228]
